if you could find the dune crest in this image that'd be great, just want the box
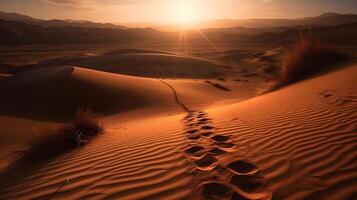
[27,52,230,79]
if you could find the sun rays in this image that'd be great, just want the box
[177,29,217,54]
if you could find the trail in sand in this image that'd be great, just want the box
[159,79,192,113]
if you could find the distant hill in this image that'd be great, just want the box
[204,26,291,35]
[0,11,126,29]
[0,11,39,23]
[234,22,357,44]
[200,13,357,29]
[2,10,356,30]
[0,11,356,45]
[0,19,166,44]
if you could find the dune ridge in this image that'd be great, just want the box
[25,52,230,79]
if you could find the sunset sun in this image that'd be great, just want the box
[173,0,199,26]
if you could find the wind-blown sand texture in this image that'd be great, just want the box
[0,62,356,199]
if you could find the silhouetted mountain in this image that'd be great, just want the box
[0,19,167,44]
[0,11,126,29]
[0,11,39,23]
[200,13,357,28]
[236,22,357,44]
[0,11,356,45]
[204,26,291,35]
[299,12,357,26]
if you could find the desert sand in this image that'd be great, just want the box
[1,7,357,200]
[0,48,356,200]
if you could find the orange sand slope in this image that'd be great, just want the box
[0,64,356,200]
[0,65,254,170]
[205,64,357,199]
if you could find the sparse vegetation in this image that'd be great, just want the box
[15,108,103,162]
[282,34,346,83]
[265,33,348,92]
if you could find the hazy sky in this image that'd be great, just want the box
[1,0,357,24]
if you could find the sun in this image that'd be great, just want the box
[173,0,198,26]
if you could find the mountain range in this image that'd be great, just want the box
[198,12,357,29]
[0,11,126,29]
[0,11,356,45]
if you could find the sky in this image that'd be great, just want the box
[0,0,357,24]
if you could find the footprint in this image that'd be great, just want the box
[187,123,196,127]
[216,142,235,149]
[231,192,250,200]
[211,135,230,142]
[196,121,208,125]
[195,155,218,170]
[202,182,232,199]
[182,111,272,199]
[197,112,207,116]
[201,125,214,130]
[198,118,210,122]
[187,134,201,140]
[186,118,195,122]
[185,146,205,155]
[201,132,214,137]
[227,160,258,175]
[341,99,353,104]
[184,114,194,120]
[186,129,199,134]
[323,94,332,98]
[230,174,264,193]
[208,147,226,156]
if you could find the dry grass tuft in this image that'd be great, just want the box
[15,107,103,163]
[264,33,348,93]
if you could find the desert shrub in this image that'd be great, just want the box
[281,33,347,84]
[265,33,347,92]
[15,107,103,162]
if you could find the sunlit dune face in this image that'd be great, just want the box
[172,0,199,28]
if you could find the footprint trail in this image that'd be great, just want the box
[182,110,272,200]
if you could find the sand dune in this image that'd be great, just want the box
[0,65,255,121]
[104,48,176,56]
[0,7,356,200]
[0,65,257,171]
[0,66,176,170]
[0,115,51,170]
[0,73,11,81]
[0,63,356,199]
[203,63,357,199]
[0,114,193,199]
[0,66,174,120]
[32,52,230,79]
